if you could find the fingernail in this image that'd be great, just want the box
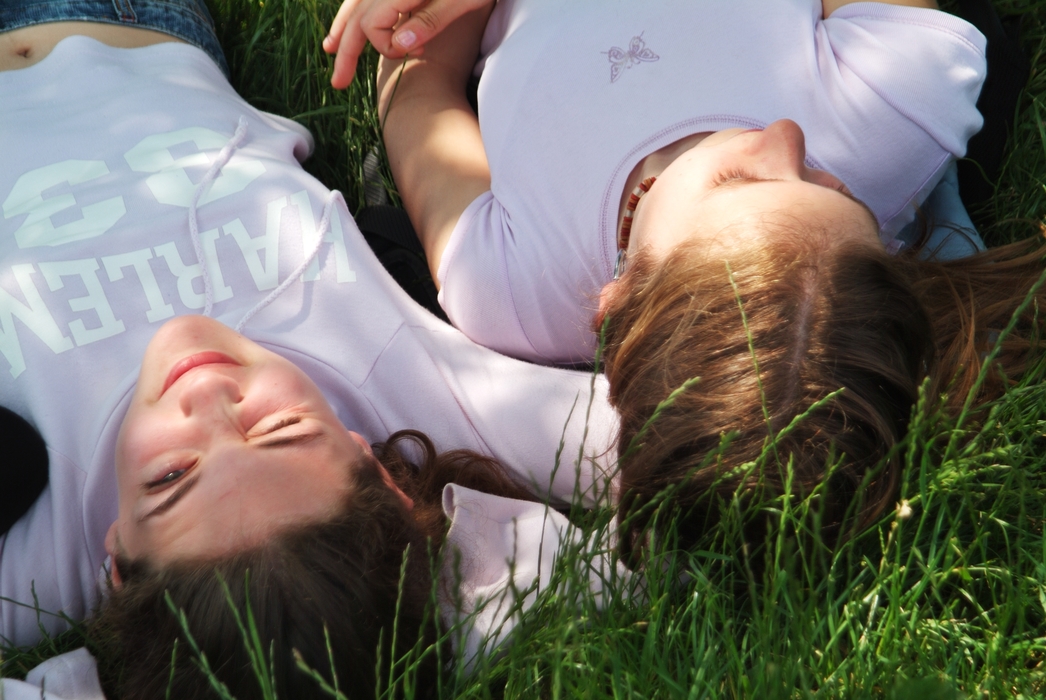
[394,29,417,49]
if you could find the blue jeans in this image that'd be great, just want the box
[0,0,229,76]
[896,162,987,261]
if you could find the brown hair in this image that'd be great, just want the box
[600,228,1046,561]
[90,430,534,700]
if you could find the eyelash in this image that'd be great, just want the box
[712,169,850,194]
[711,168,751,186]
[146,460,196,490]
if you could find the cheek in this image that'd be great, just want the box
[114,408,146,474]
[257,367,333,419]
[113,419,149,520]
[114,406,178,481]
[632,185,708,258]
[241,380,309,427]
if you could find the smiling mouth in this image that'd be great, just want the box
[162,352,240,396]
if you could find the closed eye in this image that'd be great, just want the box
[250,415,323,448]
[257,430,323,449]
[711,168,753,187]
[710,170,876,225]
[713,169,850,195]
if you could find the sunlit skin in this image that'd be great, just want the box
[623,119,883,267]
[106,316,412,579]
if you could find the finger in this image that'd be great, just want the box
[329,0,435,87]
[389,0,489,53]
[330,24,369,88]
[325,0,371,87]
[324,0,364,54]
[359,0,422,58]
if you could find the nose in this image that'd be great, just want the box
[752,119,808,177]
[753,119,848,190]
[177,368,243,418]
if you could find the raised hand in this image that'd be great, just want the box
[324,0,493,89]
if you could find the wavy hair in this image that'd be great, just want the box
[599,228,1045,562]
[90,430,534,700]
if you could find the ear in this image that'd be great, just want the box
[378,465,415,513]
[105,522,124,589]
[597,280,624,325]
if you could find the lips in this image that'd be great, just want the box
[162,352,240,396]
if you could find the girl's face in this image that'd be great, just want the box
[627,119,882,263]
[107,316,407,571]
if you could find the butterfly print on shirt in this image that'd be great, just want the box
[603,33,659,83]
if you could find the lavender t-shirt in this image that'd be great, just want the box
[0,37,618,648]
[438,0,987,363]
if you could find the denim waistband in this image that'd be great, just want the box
[0,0,229,76]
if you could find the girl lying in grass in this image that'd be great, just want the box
[0,6,619,697]
[329,0,1046,558]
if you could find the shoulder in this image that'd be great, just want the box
[823,0,937,16]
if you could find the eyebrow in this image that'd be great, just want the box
[137,432,323,522]
[139,473,201,522]
[716,177,879,227]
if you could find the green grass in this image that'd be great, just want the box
[976,0,1046,245]
[4,0,1046,697]
[209,0,392,213]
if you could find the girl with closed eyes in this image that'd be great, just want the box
[326,0,1046,556]
[0,6,619,697]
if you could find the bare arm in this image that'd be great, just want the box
[823,0,937,16]
[378,6,492,284]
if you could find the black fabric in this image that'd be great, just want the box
[0,406,48,537]
[467,75,480,116]
[358,77,478,324]
[955,0,1030,208]
[356,205,449,322]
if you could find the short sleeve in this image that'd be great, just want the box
[1,648,107,700]
[438,485,628,671]
[438,193,601,364]
[437,192,544,362]
[364,322,618,506]
[821,3,986,158]
[812,4,986,237]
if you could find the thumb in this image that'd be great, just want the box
[390,0,487,51]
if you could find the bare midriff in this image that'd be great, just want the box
[0,21,185,71]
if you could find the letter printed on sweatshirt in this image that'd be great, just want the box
[102,249,176,323]
[124,128,265,208]
[2,161,126,248]
[39,259,127,346]
[0,264,74,378]
[290,191,356,284]
[154,232,233,310]
[224,203,282,292]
